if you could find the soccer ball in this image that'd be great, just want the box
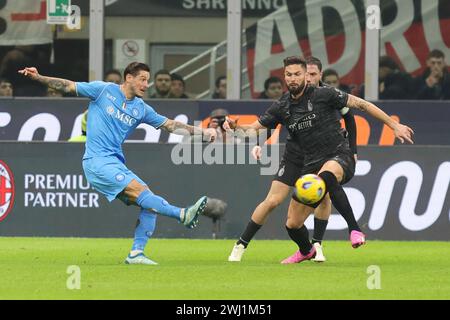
[294,174,326,205]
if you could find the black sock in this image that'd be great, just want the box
[319,171,361,233]
[312,218,328,244]
[285,225,312,255]
[236,219,262,248]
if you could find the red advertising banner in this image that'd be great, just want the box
[245,0,450,97]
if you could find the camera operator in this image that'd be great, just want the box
[207,108,242,144]
[188,108,241,144]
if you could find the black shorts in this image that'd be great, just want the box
[301,148,356,185]
[273,157,304,187]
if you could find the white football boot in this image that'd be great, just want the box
[311,242,326,262]
[125,252,158,265]
[228,243,246,262]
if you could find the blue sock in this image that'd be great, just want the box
[132,209,157,252]
[136,189,181,221]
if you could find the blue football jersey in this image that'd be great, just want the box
[76,81,167,162]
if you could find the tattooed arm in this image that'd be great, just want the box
[346,94,414,144]
[18,67,76,94]
[161,119,217,142]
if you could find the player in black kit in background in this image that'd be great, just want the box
[227,56,414,264]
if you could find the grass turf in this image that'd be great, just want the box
[0,237,449,300]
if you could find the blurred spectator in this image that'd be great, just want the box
[0,45,51,96]
[47,87,64,98]
[259,76,283,100]
[378,56,413,99]
[149,69,171,98]
[0,78,13,97]
[104,69,122,84]
[305,56,323,87]
[322,68,351,93]
[414,49,450,100]
[359,56,413,99]
[169,73,189,98]
[212,76,226,99]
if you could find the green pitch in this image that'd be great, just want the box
[0,237,449,300]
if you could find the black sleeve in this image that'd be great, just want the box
[321,87,349,111]
[342,109,357,154]
[258,101,281,129]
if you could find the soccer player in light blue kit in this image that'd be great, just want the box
[19,62,217,265]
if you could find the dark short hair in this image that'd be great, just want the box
[215,75,226,88]
[379,56,399,70]
[322,68,339,80]
[283,56,307,68]
[210,108,229,118]
[428,49,445,60]
[305,56,323,71]
[154,69,171,79]
[123,62,150,79]
[264,76,283,91]
[170,73,185,86]
[105,69,121,78]
[0,78,11,84]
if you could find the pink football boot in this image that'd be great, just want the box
[350,230,366,248]
[281,246,316,264]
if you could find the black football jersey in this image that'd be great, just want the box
[259,86,349,163]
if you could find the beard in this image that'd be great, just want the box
[157,87,170,96]
[287,82,305,96]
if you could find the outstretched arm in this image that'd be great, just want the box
[223,117,266,137]
[18,67,76,94]
[160,119,216,142]
[346,94,414,144]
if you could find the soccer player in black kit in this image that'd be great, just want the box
[229,57,358,263]
[227,56,414,264]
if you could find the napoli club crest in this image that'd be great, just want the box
[0,160,15,222]
[132,108,139,117]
